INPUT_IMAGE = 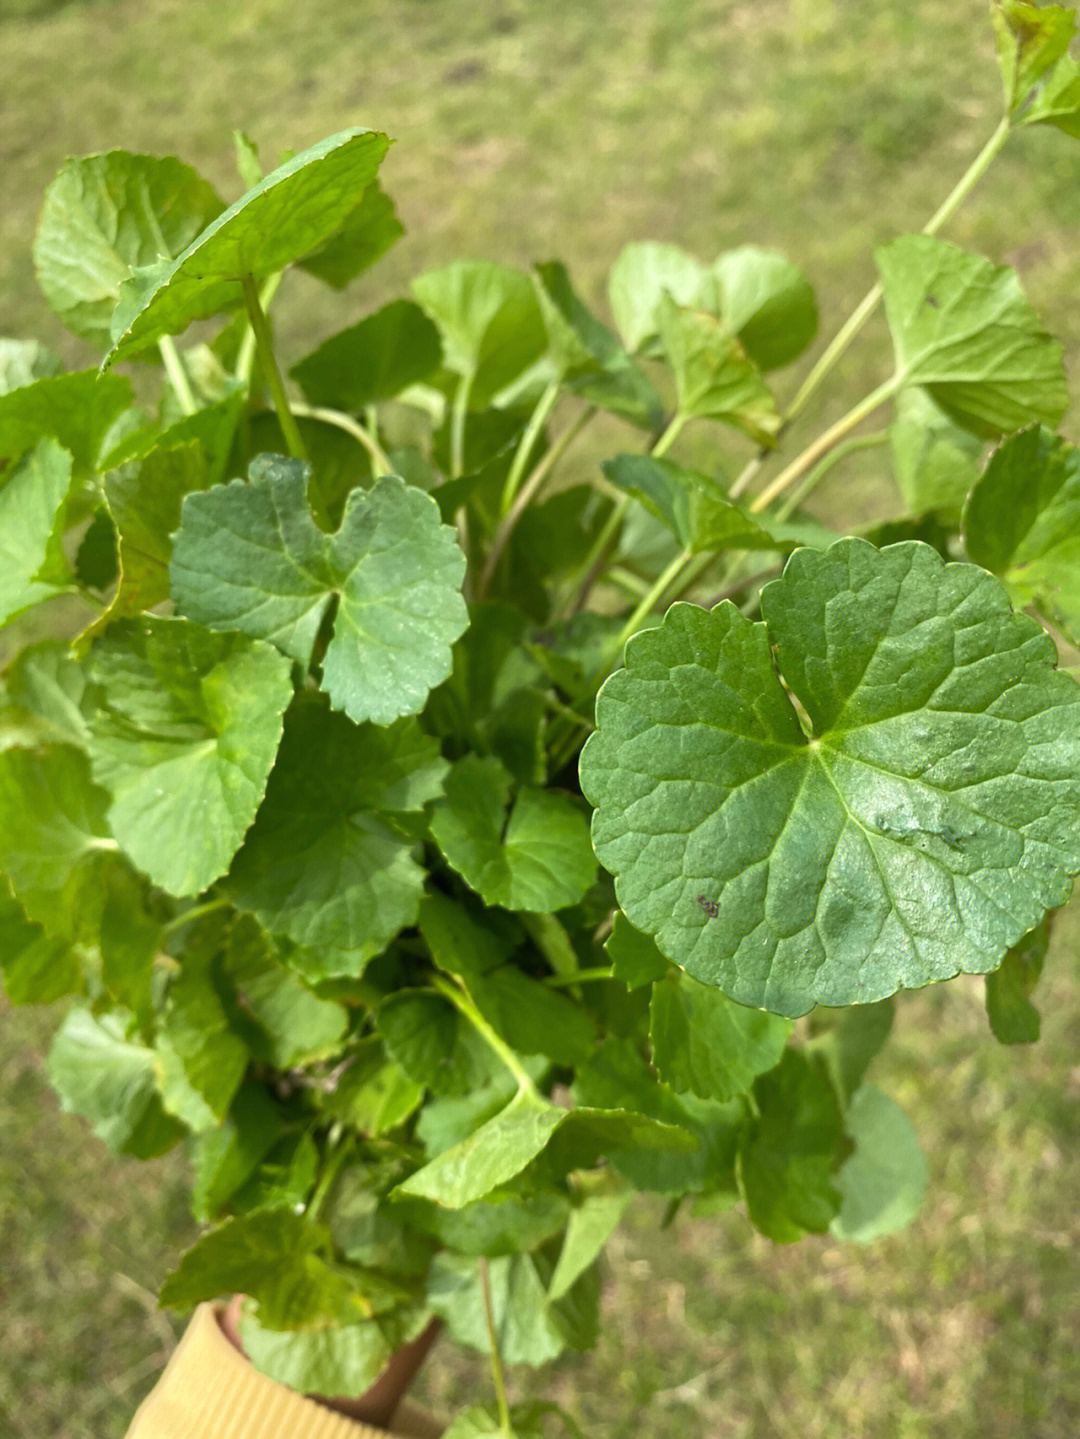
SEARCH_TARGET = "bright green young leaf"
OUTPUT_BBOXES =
[0,889,81,1004]
[430,754,596,913]
[963,426,1080,645]
[33,151,226,344]
[159,1208,371,1327]
[889,386,983,516]
[738,1050,843,1243]
[0,370,132,473]
[532,261,664,429]
[296,180,403,289]
[549,1191,628,1301]
[1017,52,1080,134]
[105,129,390,364]
[985,916,1049,1044]
[580,538,1080,1017]
[649,973,792,1102]
[991,1,1075,114]
[602,454,776,554]
[876,234,1067,434]
[830,1085,927,1243]
[427,1250,597,1367]
[604,913,668,989]
[228,704,446,976]
[411,260,548,409]
[223,916,349,1068]
[291,300,442,411]
[398,1085,690,1209]
[47,1007,183,1158]
[83,616,293,896]
[171,457,467,726]
[607,241,711,354]
[712,245,818,371]
[0,440,76,625]
[657,293,779,444]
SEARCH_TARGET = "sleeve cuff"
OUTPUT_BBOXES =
[124,1304,442,1439]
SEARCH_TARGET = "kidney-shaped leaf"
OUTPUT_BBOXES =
[713,245,818,372]
[607,241,712,355]
[34,150,226,344]
[105,129,389,364]
[83,616,293,896]
[580,537,1080,1017]
[876,234,1066,434]
[830,1084,927,1243]
[171,455,467,726]
[430,754,596,913]
[963,425,1080,646]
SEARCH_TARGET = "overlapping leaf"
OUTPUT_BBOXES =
[83,616,293,896]
[291,300,442,411]
[876,234,1067,433]
[963,425,1080,645]
[0,440,77,625]
[228,704,447,977]
[602,454,776,553]
[171,456,467,725]
[429,754,596,913]
[580,538,1080,1016]
[33,150,226,343]
[105,129,390,364]
[657,293,780,444]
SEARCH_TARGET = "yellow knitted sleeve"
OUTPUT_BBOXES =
[124,1305,443,1439]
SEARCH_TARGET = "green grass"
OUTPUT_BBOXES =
[4,0,1080,1435]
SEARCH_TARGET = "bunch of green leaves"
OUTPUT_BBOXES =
[4,3,1080,1425]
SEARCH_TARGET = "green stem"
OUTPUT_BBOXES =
[240,272,307,461]
[544,967,614,988]
[478,403,596,599]
[290,402,394,474]
[567,410,687,616]
[158,337,197,417]
[161,894,230,938]
[748,377,898,514]
[306,1130,352,1224]
[479,1257,512,1435]
[608,546,692,659]
[431,973,539,1095]
[499,380,561,514]
[783,115,1011,427]
[236,272,283,387]
[774,428,890,521]
[450,372,473,478]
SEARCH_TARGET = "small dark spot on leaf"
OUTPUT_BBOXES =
[696,895,719,919]
[925,294,939,309]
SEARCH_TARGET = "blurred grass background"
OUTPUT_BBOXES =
[2,0,1080,1435]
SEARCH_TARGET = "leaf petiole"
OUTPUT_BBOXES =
[290,401,394,475]
[479,1257,512,1434]
[430,972,540,1096]
[158,336,198,417]
[240,271,308,461]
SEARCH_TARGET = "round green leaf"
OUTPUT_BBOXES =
[580,538,1080,1017]
[171,457,467,726]
[83,616,294,897]
[876,234,1067,434]
[33,151,226,344]
[830,1085,927,1243]
[713,245,818,372]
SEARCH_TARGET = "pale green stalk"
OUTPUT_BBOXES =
[289,401,394,475]
[158,336,197,417]
[240,273,307,461]
[430,973,539,1095]
[499,380,561,514]
[450,372,473,477]
[236,273,283,387]
[479,1258,512,1435]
